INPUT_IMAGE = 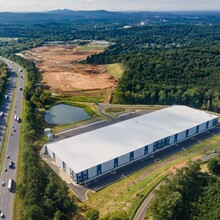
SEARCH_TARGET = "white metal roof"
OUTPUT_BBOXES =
[46,106,218,173]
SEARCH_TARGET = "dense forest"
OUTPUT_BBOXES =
[86,24,220,111]
[112,46,220,111]
[150,159,220,220]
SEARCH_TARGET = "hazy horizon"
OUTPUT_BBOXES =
[1,9,220,13]
[0,0,220,12]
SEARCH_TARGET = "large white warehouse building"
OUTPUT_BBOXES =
[45,106,218,184]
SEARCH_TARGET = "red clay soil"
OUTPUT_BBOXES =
[22,46,117,94]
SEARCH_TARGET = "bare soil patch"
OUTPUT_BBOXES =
[22,46,117,96]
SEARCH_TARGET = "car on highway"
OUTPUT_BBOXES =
[0,212,4,218]
[19,86,22,91]
[9,161,13,169]
[1,182,5,187]
[16,116,20,122]
[7,155,10,159]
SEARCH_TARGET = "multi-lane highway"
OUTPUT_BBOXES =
[0,57,24,220]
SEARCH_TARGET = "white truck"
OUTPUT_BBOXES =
[8,178,13,191]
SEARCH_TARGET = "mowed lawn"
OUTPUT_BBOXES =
[85,132,220,218]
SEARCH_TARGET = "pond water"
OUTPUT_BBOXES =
[45,104,91,125]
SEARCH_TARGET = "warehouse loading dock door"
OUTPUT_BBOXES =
[130,151,134,161]
[97,164,102,175]
[114,158,118,168]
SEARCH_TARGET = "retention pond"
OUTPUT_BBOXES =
[45,103,91,125]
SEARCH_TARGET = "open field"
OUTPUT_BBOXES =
[85,132,220,218]
[75,44,108,52]
[21,45,118,100]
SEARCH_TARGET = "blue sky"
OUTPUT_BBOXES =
[0,0,220,12]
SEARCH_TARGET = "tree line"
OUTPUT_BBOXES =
[150,160,220,220]
[112,46,220,112]
[0,61,8,102]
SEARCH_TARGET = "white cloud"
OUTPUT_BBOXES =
[0,0,219,12]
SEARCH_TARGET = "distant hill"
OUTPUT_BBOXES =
[0,10,219,24]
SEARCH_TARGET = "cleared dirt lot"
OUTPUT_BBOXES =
[22,46,117,95]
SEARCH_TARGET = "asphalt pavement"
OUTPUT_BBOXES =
[55,110,150,141]
[0,57,25,220]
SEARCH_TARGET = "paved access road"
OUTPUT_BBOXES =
[0,57,25,220]
[133,149,220,220]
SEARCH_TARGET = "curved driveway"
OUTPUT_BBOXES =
[133,149,220,220]
[0,57,25,220]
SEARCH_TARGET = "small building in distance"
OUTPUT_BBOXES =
[45,106,218,184]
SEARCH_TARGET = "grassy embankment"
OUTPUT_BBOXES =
[54,91,105,103]
[105,63,124,80]
[85,131,220,219]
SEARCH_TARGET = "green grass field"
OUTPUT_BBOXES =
[105,63,124,79]
[75,44,108,52]
[85,132,220,218]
